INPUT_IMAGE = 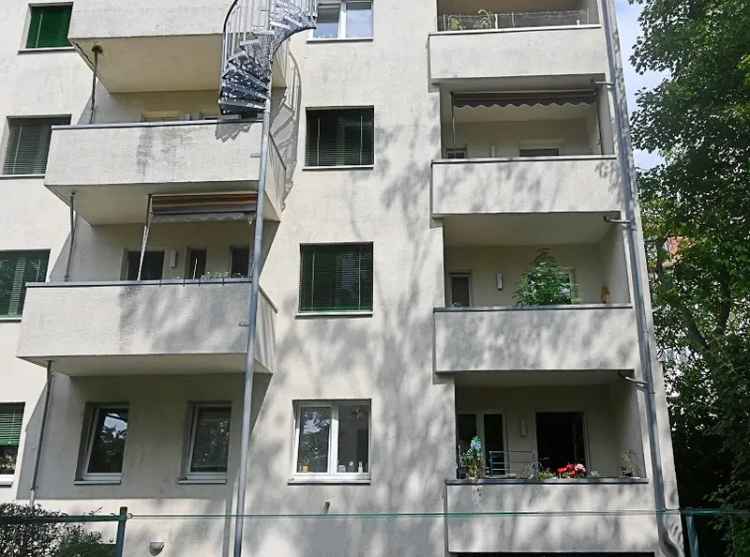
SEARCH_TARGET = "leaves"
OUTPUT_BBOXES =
[514,250,576,306]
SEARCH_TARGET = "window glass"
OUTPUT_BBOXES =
[337,404,369,473]
[299,244,373,312]
[0,251,49,318]
[519,147,560,157]
[305,108,374,167]
[296,407,331,473]
[314,4,341,38]
[3,117,70,175]
[0,404,24,476]
[450,274,471,307]
[484,414,505,476]
[87,407,129,475]
[230,247,250,278]
[346,1,373,38]
[26,5,72,49]
[186,249,207,280]
[536,412,586,470]
[190,406,231,474]
[126,251,164,281]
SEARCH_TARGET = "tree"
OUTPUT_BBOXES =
[514,250,576,306]
[629,0,750,552]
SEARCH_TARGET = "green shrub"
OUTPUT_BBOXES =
[515,250,577,306]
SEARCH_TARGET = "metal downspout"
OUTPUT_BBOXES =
[29,362,54,506]
[599,0,679,553]
[137,194,153,281]
[89,46,102,125]
[233,6,274,556]
[64,192,76,282]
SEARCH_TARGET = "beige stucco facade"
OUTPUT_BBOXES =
[0,0,682,556]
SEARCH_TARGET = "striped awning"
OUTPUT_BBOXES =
[150,192,257,223]
[452,90,598,108]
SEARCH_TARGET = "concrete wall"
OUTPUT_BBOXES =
[432,156,624,216]
[429,25,608,81]
[434,305,639,372]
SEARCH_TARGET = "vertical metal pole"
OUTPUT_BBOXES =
[137,195,153,281]
[29,362,53,506]
[89,46,102,125]
[64,192,76,282]
[114,506,128,557]
[233,5,273,556]
[686,512,700,557]
[450,92,456,149]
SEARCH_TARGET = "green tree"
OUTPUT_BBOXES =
[629,0,750,552]
[514,250,576,306]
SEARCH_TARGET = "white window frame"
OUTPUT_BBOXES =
[292,400,371,481]
[80,404,129,483]
[313,0,373,40]
[183,402,232,482]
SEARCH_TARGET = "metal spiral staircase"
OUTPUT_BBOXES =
[220,0,317,116]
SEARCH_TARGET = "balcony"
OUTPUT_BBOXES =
[44,120,287,224]
[17,280,277,376]
[429,1,607,82]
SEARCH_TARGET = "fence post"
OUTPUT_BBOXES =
[114,506,128,557]
[685,511,700,557]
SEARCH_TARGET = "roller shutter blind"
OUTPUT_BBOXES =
[299,244,373,312]
[3,117,70,175]
[305,108,374,167]
[26,5,72,49]
[0,404,24,448]
[0,251,49,318]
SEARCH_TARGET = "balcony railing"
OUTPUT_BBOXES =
[437,9,592,32]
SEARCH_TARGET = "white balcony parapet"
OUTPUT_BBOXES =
[17,280,277,376]
[446,479,657,554]
[432,155,624,216]
[434,304,639,373]
[428,25,608,82]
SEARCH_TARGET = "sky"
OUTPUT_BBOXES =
[615,0,666,169]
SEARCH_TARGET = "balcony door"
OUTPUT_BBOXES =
[456,412,506,476]
[536,412,586,471]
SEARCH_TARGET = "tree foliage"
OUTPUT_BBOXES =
[514,250,576,306]
[629,0,750,552]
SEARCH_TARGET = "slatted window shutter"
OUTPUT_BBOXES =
[0,404,24,448]
[3,117,69,175]
[26,5,72,49]
[0,251,49,318]
[299,244,373,312]
[305,108,374,167]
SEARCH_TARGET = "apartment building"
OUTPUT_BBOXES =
[0,0,683,555]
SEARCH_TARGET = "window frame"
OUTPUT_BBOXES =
[182,402,232,482]
[0,403,25,486]
[0,249,50,319]
[456,410,509,478]
[24,3,73,50]
[304,107,375,169]
[291,400,371,482]
[312,0,373,40]
[449,272,472,308]
[79,404,129,483]
[2,115,70,176]
[297,242,374,314]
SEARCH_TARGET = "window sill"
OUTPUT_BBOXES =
[288,477,371,485]
[307,37,374,44]
[73,479,122,486]
[302,165,374,171]
[0,476,14,487]
[0,317,22,323]
[296,310,373,319]
[0,174,45,180]
[178,478,227,485]
[18,47,75,54]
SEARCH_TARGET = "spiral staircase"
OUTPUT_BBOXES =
[220,0,317,117]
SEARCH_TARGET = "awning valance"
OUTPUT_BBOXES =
[452,90,598,108]
[150,192,258,224]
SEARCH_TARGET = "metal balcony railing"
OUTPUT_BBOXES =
[438,9,592,32]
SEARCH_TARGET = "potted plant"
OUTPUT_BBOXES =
[556,463,588,479]
[515,249,578,306]
[476,9,495,29]
[620,449,641,478]
[463,436,483,480]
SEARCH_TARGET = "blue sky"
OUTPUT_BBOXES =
[616,0,666,169]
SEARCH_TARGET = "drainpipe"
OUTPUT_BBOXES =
[89,46,102,125]
[599,0,679,554]
[64,192,76,282]
[233,3,274,555]
[29,362,54,506]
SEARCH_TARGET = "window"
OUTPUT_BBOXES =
[230,247,250,278]
[519,147,560,157]
[0,404,24,483]
[305,108,374,167]
[313,1,373,39]
[3,117,70,175]
[299,244,373,313]
[125,251,164,281]
[456,413,506,477]
[186,249,207,280]
[81,406,129,481]
[26,5,72,49]
[184,404,231,480]
[536,412,586,471]
[0,251,49,318]
[449,273,471,307]
[294,401,370,479]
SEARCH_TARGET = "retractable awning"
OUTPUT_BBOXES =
[452,90,598,108]
[150,192,258,224]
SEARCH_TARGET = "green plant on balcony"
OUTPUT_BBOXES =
[461,436,483,480]
[514,250,578,306]
[476,9,494,29]
[446,15,464,31]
